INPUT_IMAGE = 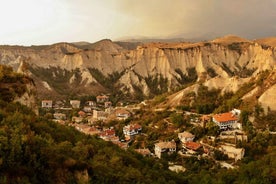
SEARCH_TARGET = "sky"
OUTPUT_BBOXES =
[0,0,275,45]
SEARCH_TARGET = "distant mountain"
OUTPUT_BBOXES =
[0,35,276,110]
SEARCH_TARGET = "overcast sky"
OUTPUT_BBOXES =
[0,0,275,45]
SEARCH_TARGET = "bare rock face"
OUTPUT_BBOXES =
[14,83,37,111]
[259,84,276,113]
[0,36,276,102]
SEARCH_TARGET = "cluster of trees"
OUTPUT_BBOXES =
[178,84,221,114]
[175,67,198,85]
[0,65,32,102]
[145,74,169,97]
[28,66,76,95]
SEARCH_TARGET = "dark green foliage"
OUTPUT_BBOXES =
[256,70,270,86]
[228,42,241,54]
[215,81,255,113]
[170,113,190,128]
[88,68,124,89]
[175,67,198,85]
[221,62,234,76]
[206,67,217,78]
[213,150,228,160]
[178,84,222,114]
[145,74,168,97]
[194,85,221,114]
[0,65,31,102]
[132,84,145,101]
[28,66,74,94]
[234,62,256,78]
[204,42,211,47]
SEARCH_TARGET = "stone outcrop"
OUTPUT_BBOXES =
[0,36,275,104]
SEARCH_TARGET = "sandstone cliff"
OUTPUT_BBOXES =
[0,35,275,109]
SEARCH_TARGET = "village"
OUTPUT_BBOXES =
[41,95,248,172]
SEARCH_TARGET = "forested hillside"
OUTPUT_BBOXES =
[0,65,186,183]
[0,65,275,183]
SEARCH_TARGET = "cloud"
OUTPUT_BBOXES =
[111,0,276,39]
[0,0,275,45]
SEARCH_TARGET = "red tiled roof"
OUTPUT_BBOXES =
[213,112,238,123]
[100,129,115,137]
[127,124,141,131]
[185,142,202,151]
[97,95,109,99]
[78,111,86,116]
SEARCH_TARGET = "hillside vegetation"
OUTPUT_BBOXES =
[1,65,276,183]
[0,65,187,183]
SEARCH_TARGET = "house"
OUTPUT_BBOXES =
[154,140,176,158]
[104,101,112,108]
[53,100,65,108]
[72,116,83,123]
[219,144,245,161]
[96,95,109,103]
[42,100,53,108]
[53,113,66,120]
[183,141,202,151]
[83,106,92,113]
[74,125,101,135]
[93,110,108,120]
[212,112,238,130]
[115,109,131,120]
[123,124,142,136]
[178,131,195,143]
[99,128,118,141]
[135,148,151,157]
[78,110,86,117]
[70,100,81,109]
[231,108,241,117]
[86,101,96,107]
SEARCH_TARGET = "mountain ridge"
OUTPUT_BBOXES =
[0,35,276,110]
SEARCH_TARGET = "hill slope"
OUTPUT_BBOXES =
[0,64,188,183]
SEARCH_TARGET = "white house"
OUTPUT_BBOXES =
[86,101,96,107]
[42,100,53,108]
[219,144,245,162]
[123,124,142,136]
[93,110,108,120]
[231,109,241,117]
[70,100,81,109]
[178,131,195,143]
[53,113,66,120]
[115,109,131,120]
[213,112,238,130]
[96,95,109,103]
[154,140,176,158]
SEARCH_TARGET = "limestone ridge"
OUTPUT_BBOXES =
[0,36,275,100]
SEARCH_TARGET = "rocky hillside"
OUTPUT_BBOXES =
[0,65,36,108]
[0,35,275,105]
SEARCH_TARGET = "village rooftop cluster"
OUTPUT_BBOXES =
[41,97,247,170]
